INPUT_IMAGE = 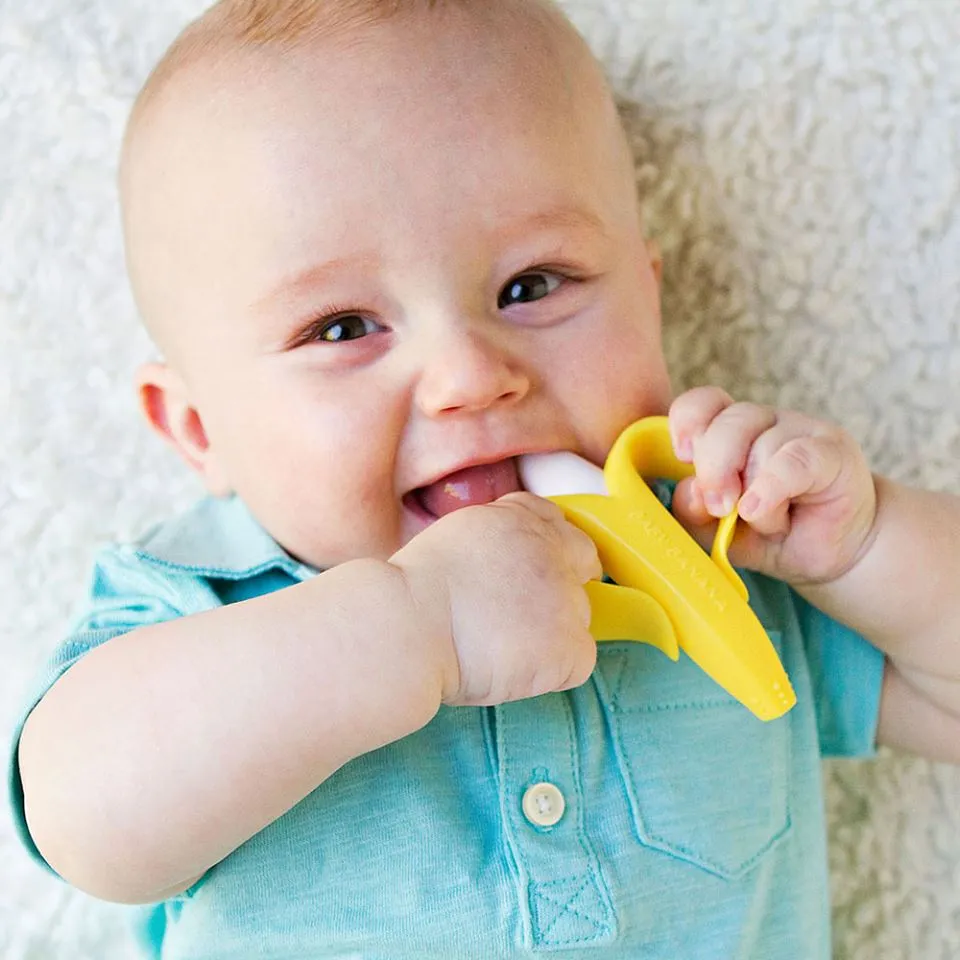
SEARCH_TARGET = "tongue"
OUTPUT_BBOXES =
[420,459,521,518]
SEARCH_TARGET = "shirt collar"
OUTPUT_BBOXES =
[132,495,320,581]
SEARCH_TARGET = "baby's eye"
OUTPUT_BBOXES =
[316,314,379,343]
[497,271,562,308]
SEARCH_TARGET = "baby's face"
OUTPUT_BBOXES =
[128,5,671,568]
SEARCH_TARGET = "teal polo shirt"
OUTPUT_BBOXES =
[9,494,885,959]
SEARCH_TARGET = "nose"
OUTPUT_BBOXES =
[414,323,531,417]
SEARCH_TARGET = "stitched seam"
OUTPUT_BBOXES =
[133,552,302,581]
[635,813,794,878]
[491,705,531,945]
[555,695,612,943]
[534,875,607,944]
[564,692,606,911]
[599,630,792,878]
[614,696,738,713]
[610,701,792,877]
[613,705,790,877]
[611,650,627,703]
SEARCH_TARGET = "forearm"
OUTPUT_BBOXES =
[797,476,960,703]
[18,558,442,904]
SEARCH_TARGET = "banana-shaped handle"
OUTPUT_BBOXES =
[585,580,679,658]
[519,418,796,722]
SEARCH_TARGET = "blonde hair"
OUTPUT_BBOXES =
[129,0,559,128]
[198,0,429,46]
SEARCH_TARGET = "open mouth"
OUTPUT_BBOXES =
[405,458,523,520]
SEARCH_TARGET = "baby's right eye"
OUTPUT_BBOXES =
[315,314,380,343]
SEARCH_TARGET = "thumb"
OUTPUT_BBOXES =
[670,476,718,554]
[563,522,604,584]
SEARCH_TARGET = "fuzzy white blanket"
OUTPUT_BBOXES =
[3,1,959,957]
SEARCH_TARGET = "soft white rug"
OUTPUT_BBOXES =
[2,0,959,957]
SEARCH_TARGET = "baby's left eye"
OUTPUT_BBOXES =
[497,271,562,308]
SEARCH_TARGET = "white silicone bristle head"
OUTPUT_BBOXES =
[517,451,608,498]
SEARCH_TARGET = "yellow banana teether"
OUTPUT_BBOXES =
[519,417,796,722]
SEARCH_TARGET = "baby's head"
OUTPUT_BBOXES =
[122,0,671,568]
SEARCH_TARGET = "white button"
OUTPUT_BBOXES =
[522,782,566,827]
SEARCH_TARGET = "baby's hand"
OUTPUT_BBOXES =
[669,386,878,586]
[391,493,601,707]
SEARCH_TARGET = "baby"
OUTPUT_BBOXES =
[10,0,960,957]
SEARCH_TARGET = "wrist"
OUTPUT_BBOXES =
[310,558,446,748]
[820,472,885,587]
[791,474,892,630]
[386,552,461,705]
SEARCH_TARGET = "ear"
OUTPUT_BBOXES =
[645,237,663,288]
[135,362,233,497]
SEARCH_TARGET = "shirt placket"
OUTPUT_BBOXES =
[493,693,616,951]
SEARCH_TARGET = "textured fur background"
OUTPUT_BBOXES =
[3,0,960,956]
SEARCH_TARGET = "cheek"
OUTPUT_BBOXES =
[607,333,672,423]
[251,380,395,489]
[583,303,668,383]
[207,372,412,562]
[282,374,411,505]
[564,319,672,457]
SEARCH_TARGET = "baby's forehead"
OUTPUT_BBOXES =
[121,0,613,234]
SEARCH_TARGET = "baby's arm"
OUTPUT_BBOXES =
[669,387,960,763]
[18,494,598,904]
[19,558,440,904]
[796,480,960,760]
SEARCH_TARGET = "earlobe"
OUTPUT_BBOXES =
[135,362,233,497]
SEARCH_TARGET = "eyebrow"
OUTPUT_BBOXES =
[254,204,609,314]
[254,252,378,312]
[516,206,610,241]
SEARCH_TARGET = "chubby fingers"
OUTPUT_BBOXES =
[669,388,846,533]
[670,388,778,517]
[734,428,846,535]
[495,492,604,585]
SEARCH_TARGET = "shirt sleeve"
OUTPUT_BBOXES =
[7,545,193,874]
[791,589,886,758]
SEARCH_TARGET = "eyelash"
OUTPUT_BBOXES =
[287,306,379,348]
[291,266,579,347]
